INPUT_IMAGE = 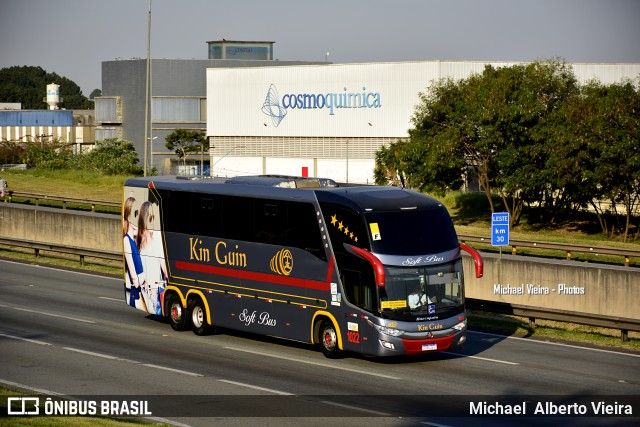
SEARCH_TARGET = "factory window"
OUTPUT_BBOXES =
[95,98,118,122]
[152,97,203,122]
[96,128,117,141]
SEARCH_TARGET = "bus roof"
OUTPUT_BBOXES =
[125,175,444,213]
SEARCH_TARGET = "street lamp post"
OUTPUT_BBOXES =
[148,136,157,173]
[143,0,152,176]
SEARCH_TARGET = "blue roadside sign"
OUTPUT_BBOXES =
[491,212,510,246]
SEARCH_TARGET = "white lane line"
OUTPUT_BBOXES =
[99,296,123,302]
[0,258,121,280]
[320,400,391,416]
[0,332,52,346]
[141,364,204,377]
[469,330,640,358]
[224,346,401,380]
[63,347,203,376]
[63,347,123,360]
[0,303,95,324]
[0,379,63,396]
[443,351,519,365]
[218,379,293,395]
[421,422,455,427]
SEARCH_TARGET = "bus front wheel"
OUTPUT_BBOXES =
[167,293,188,331]
[189,298,213,336]
[319,320,341,359]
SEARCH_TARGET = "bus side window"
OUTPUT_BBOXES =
[193,196,222,238]
[341,266,375,313]
[221,195,254,241]
[286,202,326,261]
[254,200,286,245]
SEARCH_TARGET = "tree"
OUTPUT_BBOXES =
[74,138,143,175]
[165,129,207,166]
[89,89,102,99]
[0,66,91,109]
[373,139,411,187]
[557,79,640,241]
[392,60,578,226]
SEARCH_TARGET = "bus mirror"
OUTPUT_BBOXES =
[460,242,483,278]
[345,244,385,287]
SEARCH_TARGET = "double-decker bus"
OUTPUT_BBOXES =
[122,175,483,358]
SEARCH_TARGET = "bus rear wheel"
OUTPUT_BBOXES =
[319,320,341,359]
[167,293,188,331]
[189,298,213,336]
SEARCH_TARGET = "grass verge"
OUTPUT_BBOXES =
[468,311,640,352]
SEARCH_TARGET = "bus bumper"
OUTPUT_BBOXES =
[373,328,466,356]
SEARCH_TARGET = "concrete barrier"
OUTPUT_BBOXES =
[0,203,121,253]
[2,203,639,324]
[463,253,640,321]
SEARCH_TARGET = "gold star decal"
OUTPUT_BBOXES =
[331,214,337,225]
[344,226,349,235]
[338,221,344,231]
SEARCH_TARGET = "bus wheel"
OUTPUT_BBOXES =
[189,298,212,336]
[319,320,341,359]
[167,293,188,331]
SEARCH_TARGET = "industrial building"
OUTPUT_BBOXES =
[96,40,325,175]
[96,40,640,182]
[207,61,640,183]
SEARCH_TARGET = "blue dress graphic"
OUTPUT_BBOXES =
[125,233,144,307]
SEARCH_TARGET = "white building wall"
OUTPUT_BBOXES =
[207,61,640,183]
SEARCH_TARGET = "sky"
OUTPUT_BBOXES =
[1,0,639,96]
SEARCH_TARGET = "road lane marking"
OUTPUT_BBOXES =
[141,364,204,377]
[421,422,455,427]
[0,332,52,346]
[443,352,519,365]
[320,400,391,416]
[224,346,401,379]
[99,296,123,302]
[0,303,95,324]
[63,347,123,360]
[469,330,640,358]
[0,379,63,396]
[218,379,293,395]
[63,347,204,376]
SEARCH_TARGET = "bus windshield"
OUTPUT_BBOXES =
[381,259,464,319]
[364,209,458,256]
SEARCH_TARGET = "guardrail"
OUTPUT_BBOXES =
[0,236,121,266]
[466,299,638,341]
[0,236,637,340]
[1,190,120,212]
[5,190,640,267]
[458,234,640,267]
[2,191,639,266]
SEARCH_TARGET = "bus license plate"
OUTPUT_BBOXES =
[422,344,438,351]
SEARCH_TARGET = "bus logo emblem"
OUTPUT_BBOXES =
[270,248,293,276]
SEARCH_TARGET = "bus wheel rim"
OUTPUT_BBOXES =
[324,329,336,349]
[171,304,181,321]
[193,306,204,328]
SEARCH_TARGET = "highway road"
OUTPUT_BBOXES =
[1,258,639,426]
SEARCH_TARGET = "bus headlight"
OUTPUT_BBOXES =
[371,322,403,337]
[452,320,467,331]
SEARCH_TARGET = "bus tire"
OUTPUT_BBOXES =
[319,319,341,359]
[189,298,213,336]
[167,293,189,331]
